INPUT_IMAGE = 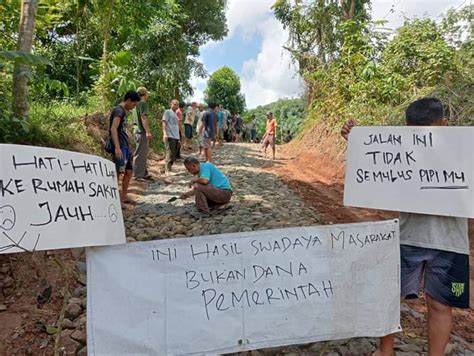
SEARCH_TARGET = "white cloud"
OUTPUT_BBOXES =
[202,0,275,49]
[240,17,302,108]
[226,0,275,39]
[372,0,467,29]
[200,0,466,109]
[224,0,302,109]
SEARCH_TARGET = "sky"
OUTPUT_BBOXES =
[187,0,468,109]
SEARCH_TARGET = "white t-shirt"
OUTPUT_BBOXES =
[162,109,180,139]
[400,212,469,254]
[196,111,204,135]
[186,107,196,125]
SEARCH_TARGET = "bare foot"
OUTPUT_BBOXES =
[121,196,135,205]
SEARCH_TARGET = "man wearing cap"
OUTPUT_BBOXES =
[262,111,278,160]
[133,87,153,180]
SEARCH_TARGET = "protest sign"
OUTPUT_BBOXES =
[87,220,400,355]
[0,144,125,253]
[344,127,474,218]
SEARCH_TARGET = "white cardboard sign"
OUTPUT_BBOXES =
[344,127,474,218]
[0,144,125,253]
[87,220,400,355]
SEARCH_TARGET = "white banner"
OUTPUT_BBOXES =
[344,127,474,218]
[0,144,125,253]
[87,220,400,355]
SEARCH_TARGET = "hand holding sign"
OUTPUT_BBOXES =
[343,127,474,218]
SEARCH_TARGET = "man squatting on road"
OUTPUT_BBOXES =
[179,156,232,214]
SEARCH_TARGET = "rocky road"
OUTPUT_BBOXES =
[125,144,320,242]
[121,143,472,355]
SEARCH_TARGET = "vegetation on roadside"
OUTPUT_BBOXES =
[273,1,473,144]
[245,98,306,142]
[0,0,227,151]
[204,66,246,114]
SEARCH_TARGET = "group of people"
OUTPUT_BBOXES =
[109,91,469,356]
[108,90,281,209]
[109,91,468,356]
[107,90,234,214]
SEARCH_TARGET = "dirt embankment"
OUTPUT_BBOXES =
[271,121,474,342]
[0,114,151,355]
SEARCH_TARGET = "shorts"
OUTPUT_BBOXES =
[262,133,275,148]
[113,147,133,172]
[401,245,469,308]
[235,128,241,135]
[184,124,193,139]
[202,138,212,149]
[218,128,224,140]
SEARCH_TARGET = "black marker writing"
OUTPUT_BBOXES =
[0,179,26,197]
[30,202,94,226]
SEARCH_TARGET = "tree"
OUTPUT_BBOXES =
[381,19,456,91]
[204,66,245,114]
[12,0,38,119]
[95,0,115,110]
[273,0,371,73]
[245,98,305,142]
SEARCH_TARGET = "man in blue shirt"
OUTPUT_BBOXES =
[179,156,232,214]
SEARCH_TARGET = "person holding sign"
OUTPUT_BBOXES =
[109,90,141,204]
[341,97,469,356]
[180,156,232,215]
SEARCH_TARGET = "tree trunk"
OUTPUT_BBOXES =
[97,0,115,111]
[341,0,356,20]
[12,0,38,119]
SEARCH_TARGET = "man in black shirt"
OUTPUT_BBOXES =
[109,90,140,204]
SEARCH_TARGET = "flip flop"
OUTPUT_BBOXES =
[167,196,179,203]
[135,175,154,182]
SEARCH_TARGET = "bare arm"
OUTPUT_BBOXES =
[110,116,123,160]
[341,119,356,141]
[192,177,209,185]
[180,177,210,199]
[142,113,152,140]
[162,120,168,140]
